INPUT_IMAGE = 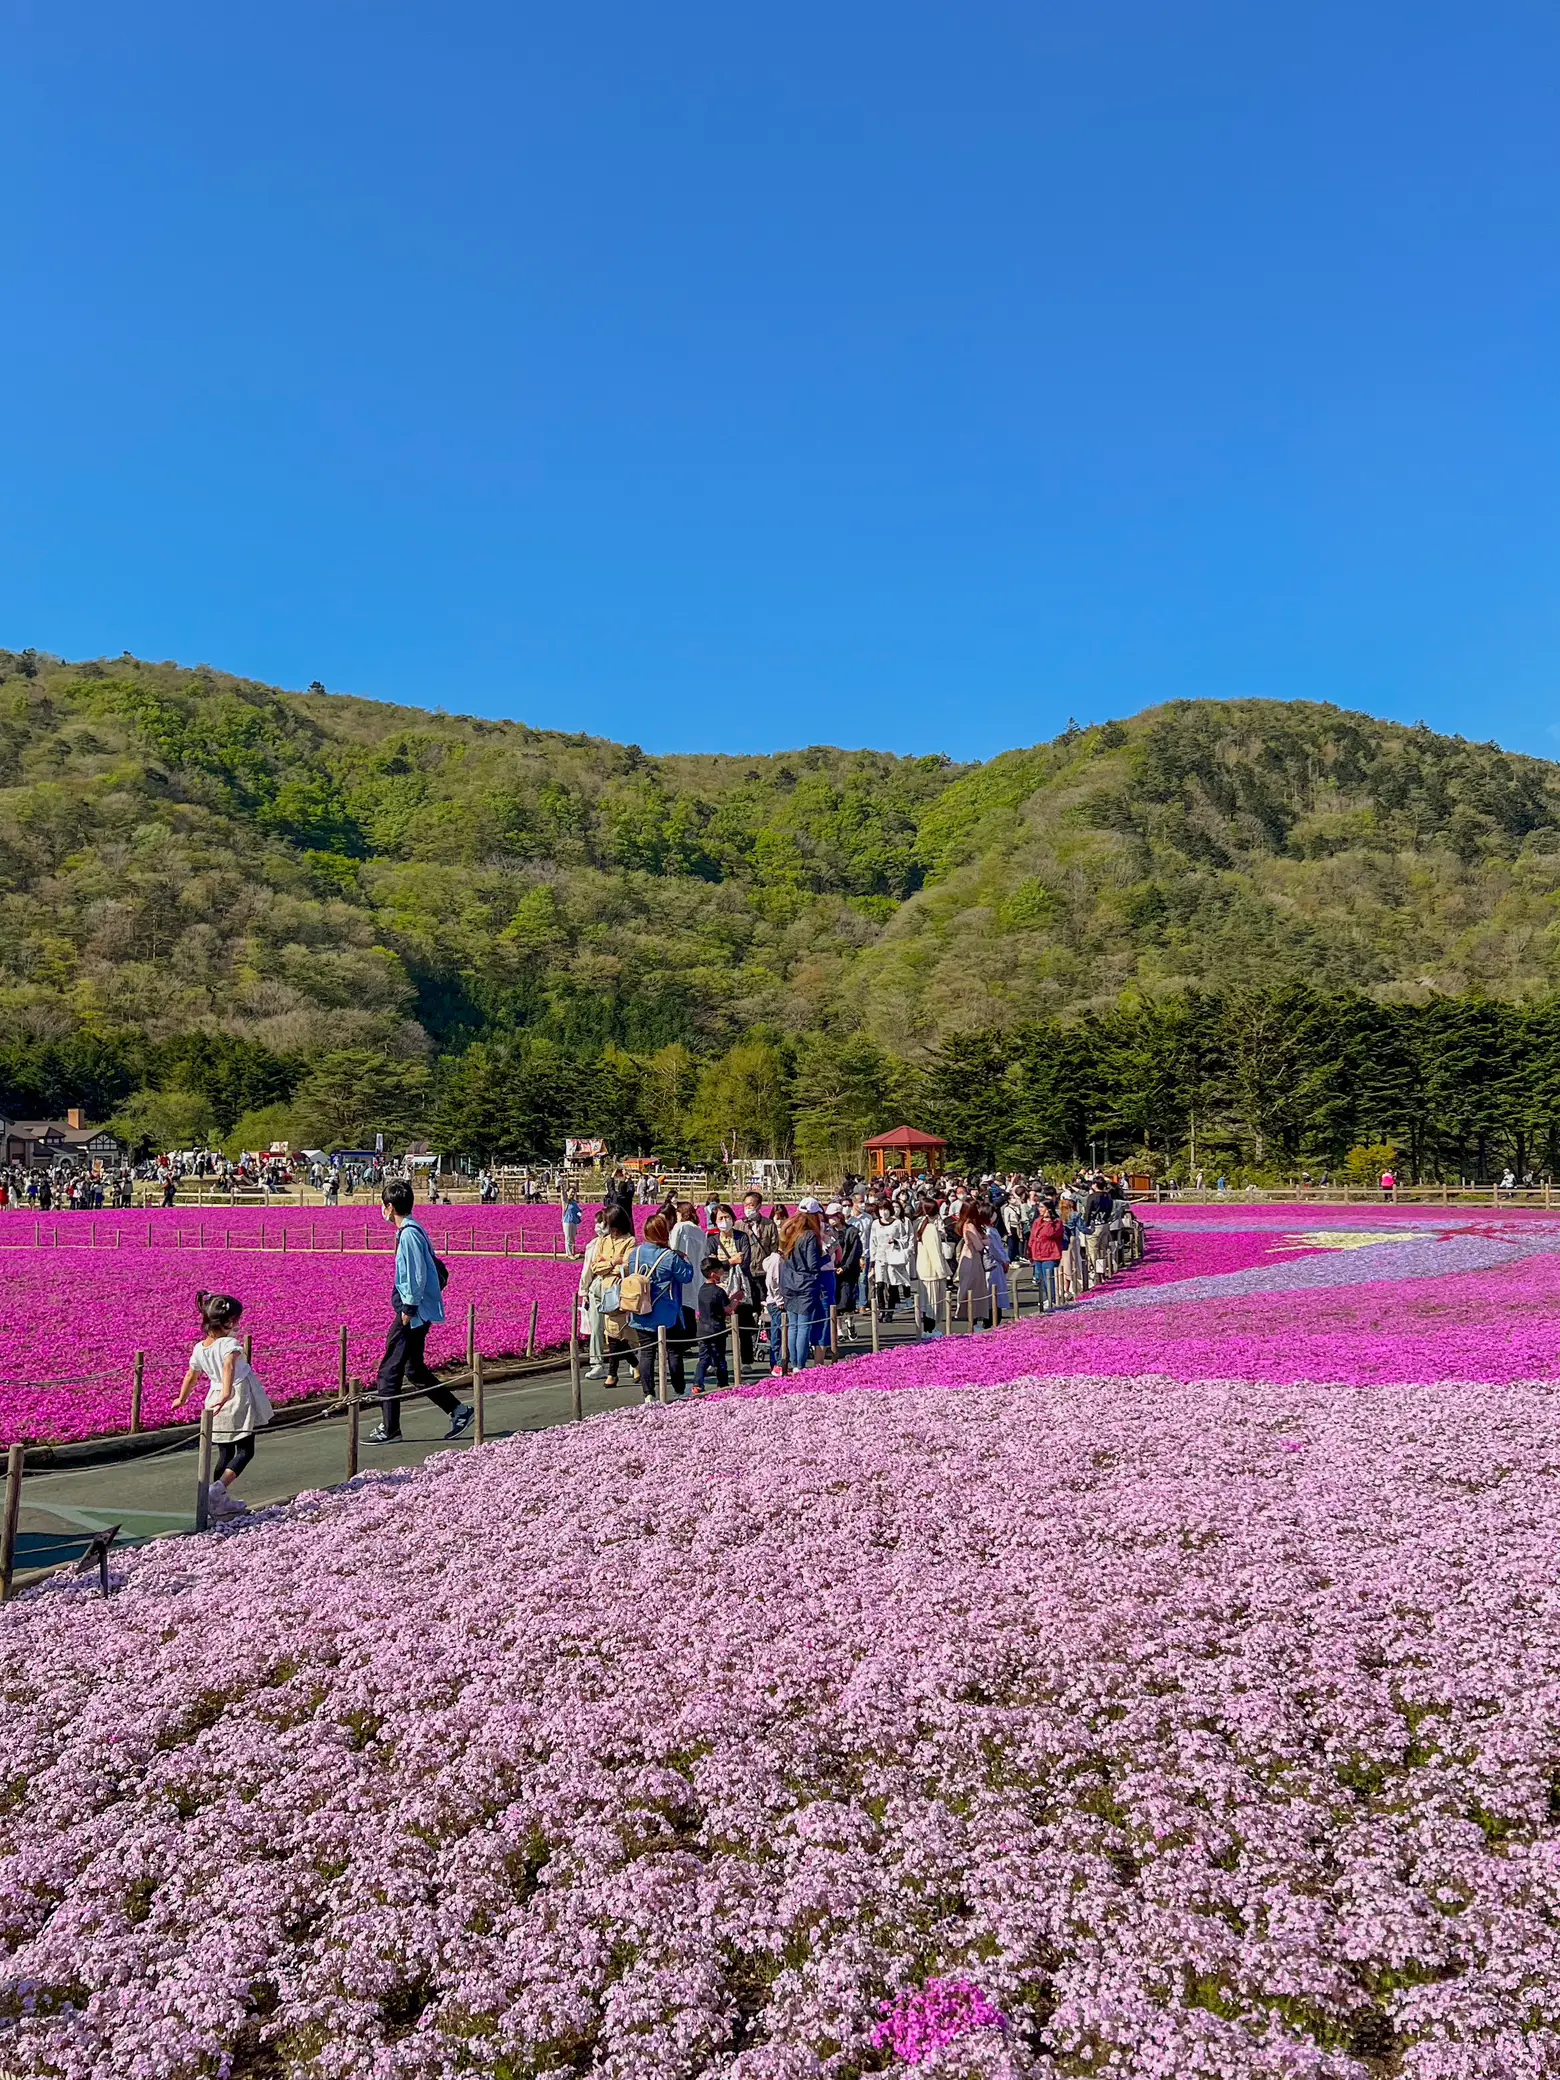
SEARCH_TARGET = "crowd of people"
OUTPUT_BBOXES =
[569,1168,1139,1399]
[0,1163,132,1210]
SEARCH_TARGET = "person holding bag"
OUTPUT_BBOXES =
[618,1211,695,1399]
[590,1205,638,1389]
[711,1204,756,1365]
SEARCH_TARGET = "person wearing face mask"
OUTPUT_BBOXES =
[576,1209,611,1376]
[367,1180,472,1444]
[711,1204,756,1366]
[742,1191,779,1266]
[829,1202,863,1338]
[668,1201,706,1379]
[869,1202,911,1321]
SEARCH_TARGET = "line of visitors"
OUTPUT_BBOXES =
[570,1169,1138,1394]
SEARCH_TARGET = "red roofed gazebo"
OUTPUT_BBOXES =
[862,1125,948,1178]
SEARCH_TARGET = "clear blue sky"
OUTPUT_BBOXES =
[5,0,1560,761]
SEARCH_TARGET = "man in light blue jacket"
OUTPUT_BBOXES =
[367,1180,474,1445]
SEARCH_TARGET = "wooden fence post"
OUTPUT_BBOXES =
[657,1325,671,1404]
[473,1352,485,1446]
[780,1312,790,1372]
[731,1311,745,1384]
[345,1375,360,1480]
[244,1334,253,1365]
[130,1351,145,1435]
[944,1286,954,1337]
[466,1302,476,1369]
[569,1324,583,1421]
[195,1411,215,1531]
[0,1444,22,1605]
[526,1300,539,1358]
[966,1292,976,1333]
[870,1281,880,1354]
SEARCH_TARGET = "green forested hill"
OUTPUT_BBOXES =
[6,645,1560,1173]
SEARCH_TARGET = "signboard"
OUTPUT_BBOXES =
[565,1137,608,1163]
[375,1132,384,1154]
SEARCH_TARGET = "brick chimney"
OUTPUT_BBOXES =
[66,1107,84,1130]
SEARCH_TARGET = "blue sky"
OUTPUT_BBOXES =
[4,0,1560,761]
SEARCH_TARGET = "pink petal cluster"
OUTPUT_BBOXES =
[873,1977,1009,2063]
[5,1377,1560,2075]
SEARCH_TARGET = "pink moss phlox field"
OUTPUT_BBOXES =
[7,1380,1560,2076]
[0,1201,642,1258]
[2,1250,583,1446]
[739,1206,1560,1403]
[0,1202,656,1444]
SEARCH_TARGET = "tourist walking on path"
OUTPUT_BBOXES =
[695,1257,731,1389]
[778,1210,823,1372]
[592,1206,639,1384]
[575,1209,610,1374]
[173,1290,274,1520]
[913,1209,948,1335]
[561,1193,583,1256]
[710,1204,757,1363]
[619,1211,696,1399]
[368,1181,472,1444]
[1028,1200,1066,1310]
[869,1202,911,1321]
[741,1191,779,1269]
[956,1211,992,1326]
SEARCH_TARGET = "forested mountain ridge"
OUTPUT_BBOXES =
[7,647,1560,1078]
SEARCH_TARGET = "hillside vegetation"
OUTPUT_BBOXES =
[6,646,1560,1175]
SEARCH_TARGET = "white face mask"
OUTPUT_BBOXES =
[718,1218,734,1233]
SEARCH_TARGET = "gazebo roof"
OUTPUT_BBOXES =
[862,1125,948,1151]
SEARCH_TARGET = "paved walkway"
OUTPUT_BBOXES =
[11,1299,976,1583]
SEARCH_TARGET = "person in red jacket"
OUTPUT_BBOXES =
[1028,1201,1066,1311]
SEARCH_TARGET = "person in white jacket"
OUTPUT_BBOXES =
[869,1205,912,1320]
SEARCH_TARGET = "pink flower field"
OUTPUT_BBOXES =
[6,1374,1560,2077]
[8,1198,1560,1445]
[0,1212,587,1445]
[746,1203,1560,1403]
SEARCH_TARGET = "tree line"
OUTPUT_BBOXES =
[6,988,1560,1182]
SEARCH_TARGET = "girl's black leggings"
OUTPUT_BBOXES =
[214,1436,256,1480]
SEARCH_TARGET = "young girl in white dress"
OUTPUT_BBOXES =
[173,1291,274,1521]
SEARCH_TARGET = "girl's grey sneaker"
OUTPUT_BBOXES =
[445,1403,475,1438]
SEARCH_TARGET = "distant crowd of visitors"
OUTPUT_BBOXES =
[0,1165,131,1210]
[568,1168,1139,1399]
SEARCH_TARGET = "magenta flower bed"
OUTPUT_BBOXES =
[741,1204,1560,1403]
[0,1200,638,1258]
[1,1250,583,1446]
[6,1377,1560,2076]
